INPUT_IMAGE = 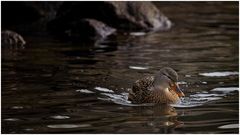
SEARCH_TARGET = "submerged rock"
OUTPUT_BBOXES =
[65,19,116,41]
[49,1,171,32]
[1,30,26,48]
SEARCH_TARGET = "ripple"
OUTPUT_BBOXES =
[178,81,188,85]
[24,128,34,131]
[211,87,239,93]
[174,86,239,108]
[97,87,225,108]
[76,89,95,94]
[199,71,238,77]
[4,118,20,121]
[50,115,70,120]
[190,93,226,98]
[100,92,131,105]
[47,124,91,129]
[173,92,225,108]
[201,81,207,84]
[95,87,114,93]
[99,92,154,106]
[129,66,149,70]
[98,85,238,108]
[218,124,239,129]
[130,32,146,36]
[11,106,24,109]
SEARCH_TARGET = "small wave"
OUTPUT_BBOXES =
[98,92,154,106]
[98,87,226,108]
[11,106,24,109]
[218,124,239,129]
[178,81,188,85]
[201,81,207,84]
[50,115,70,120]
[129,66,149,70]
[173,96,223,108]
[3,118,20,121]
[98,89,226,108]
[47,124,91,129]
[211,87,239,93]
[199,71,238,77]
[76,89,95,94]
[175,93,222,108]
[174,87,238,108]
[97,85,238,108]
[24,128,34,131]
[185,74,191,77]
[95,87,114,93]
[190,93,226,98]
[130,32,146,36]
[99,92,134,106]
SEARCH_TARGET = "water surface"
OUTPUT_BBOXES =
[1,2,239,134]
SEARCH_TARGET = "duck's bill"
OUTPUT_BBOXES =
[175,83,185,97]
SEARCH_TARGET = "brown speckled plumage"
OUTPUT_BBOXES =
[128,67,182,104]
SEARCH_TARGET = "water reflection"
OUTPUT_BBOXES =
[50,115,70,120]
[199,71,239,77]
[120,104,183,134]
[47,124,91,129]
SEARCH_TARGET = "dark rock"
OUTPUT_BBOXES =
[2,2,62,30]
[65,19,116,41]
[2,2,41,27]
[49,1,171,32]
[1,30,26,48]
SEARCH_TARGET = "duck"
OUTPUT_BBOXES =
[128,67,184,104]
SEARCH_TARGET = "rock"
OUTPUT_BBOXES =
[2,2,62,30]
[1,30,26,48]
[49,1,171,32]
[65,19,116,41]
[2,2,42,27]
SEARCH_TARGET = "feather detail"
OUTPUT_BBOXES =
[128,75,180,104]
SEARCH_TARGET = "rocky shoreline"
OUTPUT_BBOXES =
[2,1,172,46]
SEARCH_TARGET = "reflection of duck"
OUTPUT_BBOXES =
[129,104,183,133]
[128,67,184,104]
[137,104,178,116]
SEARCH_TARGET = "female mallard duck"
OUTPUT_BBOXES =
[128,67,184,104]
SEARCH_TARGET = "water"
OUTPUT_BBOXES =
[1,2,239,134]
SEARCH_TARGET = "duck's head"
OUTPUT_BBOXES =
[153,67,185,98]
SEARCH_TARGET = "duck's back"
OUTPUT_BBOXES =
[128,76,155,103]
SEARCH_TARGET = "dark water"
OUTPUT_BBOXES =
[1,2,239,134]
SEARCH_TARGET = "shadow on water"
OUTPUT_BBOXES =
[1,1,239,134]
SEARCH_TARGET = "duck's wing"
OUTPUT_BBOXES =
[128,76,154,103]
[132,76,155,93]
